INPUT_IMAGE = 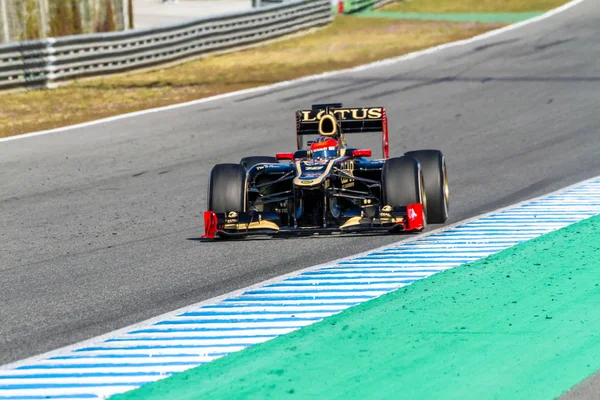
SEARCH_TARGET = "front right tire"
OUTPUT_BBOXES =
[404,150,449,223]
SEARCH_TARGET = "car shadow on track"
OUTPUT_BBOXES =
[187,230,426,243]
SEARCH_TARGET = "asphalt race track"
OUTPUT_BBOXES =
[1,0,599,368]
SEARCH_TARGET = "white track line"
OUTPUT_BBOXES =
[0,0,585,144]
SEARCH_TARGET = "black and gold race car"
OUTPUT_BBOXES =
[202,103,449,239]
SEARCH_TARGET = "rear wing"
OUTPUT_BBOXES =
[295,103,389,158]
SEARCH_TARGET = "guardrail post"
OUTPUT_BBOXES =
[42,38,56,89]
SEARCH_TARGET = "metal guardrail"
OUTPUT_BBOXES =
[255,0,287,6]
[0,0,331,90]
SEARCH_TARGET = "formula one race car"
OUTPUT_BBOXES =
[202,103,449,239]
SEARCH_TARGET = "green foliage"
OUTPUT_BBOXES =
[97,0,116,32]
[42,0,121,38]
[50,0,74,37]
[24,0,41,40]
[15,0,41,40]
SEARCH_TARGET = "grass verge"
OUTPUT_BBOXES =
[1,16,501,138]
[380,0,570,13]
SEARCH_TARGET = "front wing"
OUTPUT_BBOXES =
[201,203,425,239]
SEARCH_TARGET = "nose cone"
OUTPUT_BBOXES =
[293,161,330,187]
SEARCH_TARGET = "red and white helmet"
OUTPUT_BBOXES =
[309,137,339,159]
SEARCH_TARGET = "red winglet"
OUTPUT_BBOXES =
[352,149,372,157]
[201,211,218,239]
[382,108,389,159]
[405,203,425,231]
[276,152,294,161]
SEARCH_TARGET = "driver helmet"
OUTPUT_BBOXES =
[309,137,339,159]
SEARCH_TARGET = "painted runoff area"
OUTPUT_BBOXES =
[113,185,600,400]
[1,177,599,399]
[357,10,546,23]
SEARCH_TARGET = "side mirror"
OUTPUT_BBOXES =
[294,150,308,159]
[276,153,294,161]
[352,149,372,157]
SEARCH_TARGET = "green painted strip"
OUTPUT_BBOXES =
[113,215,600,400]
[357,10,544,22]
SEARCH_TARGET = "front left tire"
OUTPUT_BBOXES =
[208,163,247,214]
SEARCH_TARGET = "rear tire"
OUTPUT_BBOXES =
[208,163,246,214]
[404,150,449,223]
[240,156,278,170]
[382,156,426,220]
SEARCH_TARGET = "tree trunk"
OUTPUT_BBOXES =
[50,0,74,37]
[71,0,82,33]
[127,0,133,29]
[98,0,115,32]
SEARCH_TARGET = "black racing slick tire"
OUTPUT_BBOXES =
[208,163,246,214]
[382,156,426,219]
[240,156,278,170]
[404,150,449,224]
